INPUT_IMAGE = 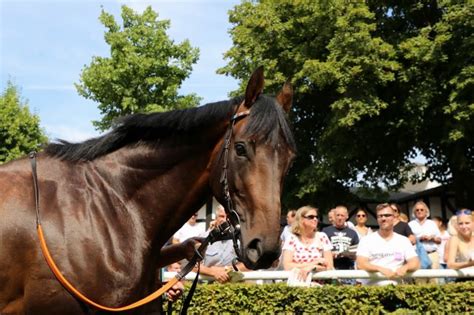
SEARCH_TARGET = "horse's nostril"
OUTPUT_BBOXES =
[243,238,281,269]
[246,239,262,264]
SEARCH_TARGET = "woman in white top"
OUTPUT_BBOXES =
[354,208,372,239]
[282,206,333,281]
[447,209,474,270]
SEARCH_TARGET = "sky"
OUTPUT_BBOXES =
[1,0,241,142]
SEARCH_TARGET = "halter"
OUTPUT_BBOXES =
[219,102,250,261]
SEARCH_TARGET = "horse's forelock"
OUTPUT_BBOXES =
[243,95,296,151]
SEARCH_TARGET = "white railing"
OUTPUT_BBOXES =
[164,269,474,282]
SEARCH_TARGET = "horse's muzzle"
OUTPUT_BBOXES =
[242,238,281,270]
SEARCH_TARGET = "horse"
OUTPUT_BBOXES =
[0,67,296,314]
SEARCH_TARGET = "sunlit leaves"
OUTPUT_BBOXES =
[76,5,200,131]
[221,0,474,207]
[0,82,47,163]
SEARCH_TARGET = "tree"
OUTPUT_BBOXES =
[218,0,473,209]
[0,81,48,163]
[388,1,474,208]
[76,5,201,131]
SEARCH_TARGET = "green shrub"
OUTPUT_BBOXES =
[167,282,474,314]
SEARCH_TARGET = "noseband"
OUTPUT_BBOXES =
[219,102,250,261]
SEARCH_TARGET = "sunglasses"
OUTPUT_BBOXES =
[357,214,366,218]
[303,215,318,220]
[456,209,472,216]
[415,209,425,212]
[377,213,393,218]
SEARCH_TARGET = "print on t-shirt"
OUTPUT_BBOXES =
[330,231,353,253]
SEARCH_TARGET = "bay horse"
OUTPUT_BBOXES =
[0,67,296,314]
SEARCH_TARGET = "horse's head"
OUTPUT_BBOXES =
[210,67,296,270]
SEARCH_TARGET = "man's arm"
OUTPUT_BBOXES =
[428,235,442,244]
[404,224,417,245]
[195,264,230,283]
[356,256,396,278]
[157,237,203,268]
[395,256,420,276]
[419,222,442,244]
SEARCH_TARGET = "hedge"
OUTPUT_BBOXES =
[167,282,474,314]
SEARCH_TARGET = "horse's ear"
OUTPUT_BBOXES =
[276,80,293,113]
[244,66,265,109]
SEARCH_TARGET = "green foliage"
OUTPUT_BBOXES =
[0,82,47,164]
[76,5,201,131]
[168,282,474,314]
[219,0,474,209]
[393,1,474,206]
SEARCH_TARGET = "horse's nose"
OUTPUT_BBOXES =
[246,238,263,264]
[245,238,280,269]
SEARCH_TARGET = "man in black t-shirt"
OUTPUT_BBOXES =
[390,203,416,244]
[322,206,359,270]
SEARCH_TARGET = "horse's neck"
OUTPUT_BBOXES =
[94,129,225,248]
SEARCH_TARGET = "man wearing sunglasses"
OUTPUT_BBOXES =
[357,203,420,286]
[408,201,441,284]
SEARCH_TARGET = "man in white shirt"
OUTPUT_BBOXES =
[196,206,247,283]
[172,212,205,244]
[408,201,441,284]
[357,203,419,286]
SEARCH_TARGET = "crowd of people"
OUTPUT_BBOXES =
[167,201,473,288]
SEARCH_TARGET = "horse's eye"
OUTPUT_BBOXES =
[235,143,247,157]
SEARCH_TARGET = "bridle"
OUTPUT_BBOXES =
[219,101,250,261]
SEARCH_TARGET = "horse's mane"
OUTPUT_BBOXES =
[45,95,295,162]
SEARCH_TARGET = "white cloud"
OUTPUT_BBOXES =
[45,124,100,143]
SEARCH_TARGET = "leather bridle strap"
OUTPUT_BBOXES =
[219,102,250,258]
[29,152,203,312]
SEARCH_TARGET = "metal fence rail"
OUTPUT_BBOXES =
[164,269,474,282]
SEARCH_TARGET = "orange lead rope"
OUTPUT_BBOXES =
[30,151,186,312]
[37,223,180,312]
